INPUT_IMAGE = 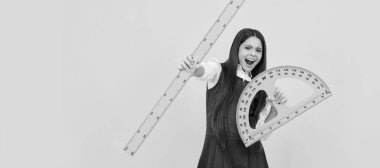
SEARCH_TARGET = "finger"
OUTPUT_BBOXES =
[178,65,184,71]
[180,64,187,71]
[273,95,284,104]
[187,56,194,65]
[184,59,192,70]
[276,93,285,101]
[279,97,287,104]
[181,63,190,72]
[273,88,278,97]
[267,97,278,106]
[275,92,283,99]
[185,62,191,72]
[188,56,196,70]
[274,88,280,97]
[279,95,286,102]
[277,88,282,96]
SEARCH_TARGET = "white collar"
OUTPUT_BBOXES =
[236,64,252,82]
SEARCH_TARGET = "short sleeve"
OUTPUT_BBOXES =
[198,58,222,89]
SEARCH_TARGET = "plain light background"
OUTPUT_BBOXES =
[0,0,379,167]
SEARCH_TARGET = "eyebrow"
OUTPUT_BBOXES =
[245,45,261,48]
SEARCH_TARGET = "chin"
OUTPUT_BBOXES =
[244,67,254,72]
[250,64,258,71]
[246,65,255,71]
[242,63,255,72]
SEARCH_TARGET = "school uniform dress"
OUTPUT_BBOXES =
[197,58,270,168]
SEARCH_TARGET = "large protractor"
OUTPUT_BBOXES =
[236,65,332,147]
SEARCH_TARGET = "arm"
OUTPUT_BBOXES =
[257,88,287,141]
[179,56,221,89]
[256,104,272,141]
[264,88,287,123]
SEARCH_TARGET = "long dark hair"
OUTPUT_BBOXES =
[209,28,268,149]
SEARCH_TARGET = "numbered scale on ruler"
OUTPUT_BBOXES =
[124,0,247,156]
[237,65,332,147]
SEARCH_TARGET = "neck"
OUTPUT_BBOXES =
[237,64,252,78]
[243,69,251,77]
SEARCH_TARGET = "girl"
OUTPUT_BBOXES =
[179,28,287,168]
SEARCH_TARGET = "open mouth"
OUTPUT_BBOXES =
[245,58,255,65]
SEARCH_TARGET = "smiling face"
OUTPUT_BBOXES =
[238,36,263,73]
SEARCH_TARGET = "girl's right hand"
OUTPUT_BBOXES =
[178,55,196,73]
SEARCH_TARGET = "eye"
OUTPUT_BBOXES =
[256,49,262,53]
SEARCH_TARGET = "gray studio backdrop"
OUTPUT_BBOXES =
[1,0,379,167]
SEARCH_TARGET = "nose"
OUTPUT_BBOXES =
[250,52,258,59]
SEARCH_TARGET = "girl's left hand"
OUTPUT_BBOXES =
[267,87,287,105]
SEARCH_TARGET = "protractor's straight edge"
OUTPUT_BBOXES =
[242,92,332,147]
[259,93,332,140]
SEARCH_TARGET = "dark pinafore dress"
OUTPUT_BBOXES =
[197,68,269,168]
